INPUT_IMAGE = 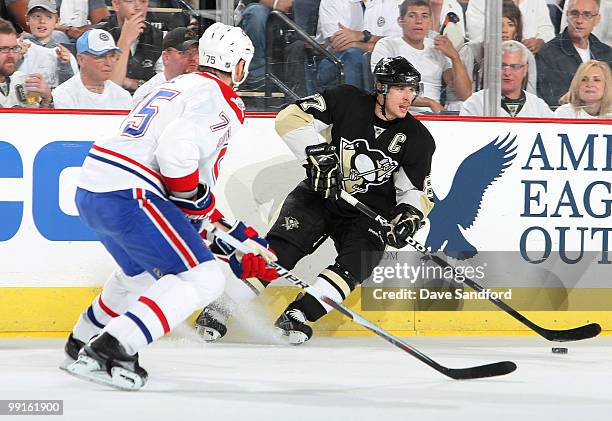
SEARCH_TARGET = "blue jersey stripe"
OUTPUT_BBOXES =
[86,306,105,329]
[125,311,153,344]
[87,153,165,196]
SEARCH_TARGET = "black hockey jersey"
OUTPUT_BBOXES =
[292,85,435,219]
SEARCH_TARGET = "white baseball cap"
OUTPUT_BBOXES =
[76,29,122,56]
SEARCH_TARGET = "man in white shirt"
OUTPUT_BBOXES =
[0,18,52,108]
[53,28,133,109]
[466,0,555,54]
[132,27,199,105]
[371,0,471,113]
[316,0,401,90]
[461,40,553,117]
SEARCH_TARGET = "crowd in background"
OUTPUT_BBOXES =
[0,0,610,117]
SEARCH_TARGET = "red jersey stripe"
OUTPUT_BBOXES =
[98,296,120,318]
[195,72,245,124]
[136,189,198,269]
[138,296,170,334]
[92,145,163,182]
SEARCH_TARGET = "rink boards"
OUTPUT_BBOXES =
[0,109,610,336]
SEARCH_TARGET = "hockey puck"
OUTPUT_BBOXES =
[552,347,568,354]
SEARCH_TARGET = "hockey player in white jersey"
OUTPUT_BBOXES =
[62,22,278,391]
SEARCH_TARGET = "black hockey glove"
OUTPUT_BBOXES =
[381,204,424,249]
[303,143,341,199]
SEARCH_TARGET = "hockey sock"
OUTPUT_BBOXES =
[72,270,155,343]
[105,262,225,355]
[288,274,345,323]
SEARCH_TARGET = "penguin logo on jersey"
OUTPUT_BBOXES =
[282,216,300,231]
[340,138,398,194]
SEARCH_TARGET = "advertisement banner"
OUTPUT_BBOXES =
[1,112,610,301]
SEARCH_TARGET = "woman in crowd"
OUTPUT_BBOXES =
[502,1,523,42]
[555,60,612,118]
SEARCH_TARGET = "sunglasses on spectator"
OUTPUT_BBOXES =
[501,63,526,70]
[567,10,599,20]
[0,46,22,54]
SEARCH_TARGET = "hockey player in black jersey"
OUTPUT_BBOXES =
[196,56,436,344]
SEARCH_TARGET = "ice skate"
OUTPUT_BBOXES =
[274,307,313,345]
[59,333,86,371]
[65,333,148,391]
[195,300,231,342]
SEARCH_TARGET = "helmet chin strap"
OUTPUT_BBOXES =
[376,84,389,120]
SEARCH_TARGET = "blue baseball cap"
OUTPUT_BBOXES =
[76,29,122,56]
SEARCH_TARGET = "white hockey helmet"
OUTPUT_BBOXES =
[198,22,255,88]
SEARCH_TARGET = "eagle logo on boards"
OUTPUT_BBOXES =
[425,134,517,259]
[282,216,300,231]
[340,137,398,194]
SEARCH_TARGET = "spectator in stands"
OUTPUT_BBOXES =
[237,0,293,87]
[0,18,52,107]
[316,0,401,91]
[560,0,611,47]
[291,0,320,36]
[55,0,109,40]
[502,0,523,41]
[132,27,198,104]
[466,0,555,54]
[17,0,78,88]
[236,0,320,87]
[460,40,553,117]
[537,0,612,107]
[501,1,537,94]
[554,59,612,117]
[52,28,132,109]
[4,0,107,36]
[371,0,471,113]
[95,0,163,92]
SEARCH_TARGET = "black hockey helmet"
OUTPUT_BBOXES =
[373,56,422,96]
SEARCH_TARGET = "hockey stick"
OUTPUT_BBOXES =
[339,190,602,342]
[206,220,517,380]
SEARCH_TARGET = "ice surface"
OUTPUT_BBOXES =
[1,332,610,421]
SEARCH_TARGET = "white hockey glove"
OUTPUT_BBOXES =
[381,204,424,249]
[303,143,341,199]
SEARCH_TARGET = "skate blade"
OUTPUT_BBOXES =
[195,325,221,342]
[65,355,145,391]
[58,356,76,371]
[274,327,309,345]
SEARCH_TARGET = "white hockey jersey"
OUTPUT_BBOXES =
[78,72,246,197]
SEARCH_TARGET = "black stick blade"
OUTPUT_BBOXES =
[541,323,602,342]
[444,361,517,380]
